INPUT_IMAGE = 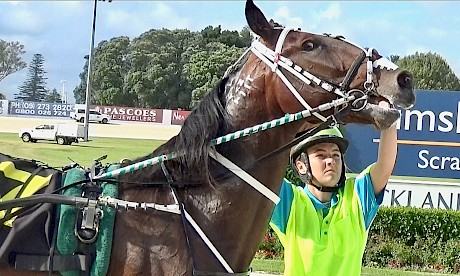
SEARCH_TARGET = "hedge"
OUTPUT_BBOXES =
[256,206,460,273]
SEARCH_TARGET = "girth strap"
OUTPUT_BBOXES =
[15,254,88,272]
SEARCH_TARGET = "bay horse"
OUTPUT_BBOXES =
[1,0,415,275]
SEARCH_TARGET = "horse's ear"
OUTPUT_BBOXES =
[245,0,275,45]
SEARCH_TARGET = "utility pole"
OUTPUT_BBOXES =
[83,0,112,141]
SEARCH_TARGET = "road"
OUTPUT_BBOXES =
[0,116,181,141]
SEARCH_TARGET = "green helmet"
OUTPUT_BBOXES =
[290,126,349,165]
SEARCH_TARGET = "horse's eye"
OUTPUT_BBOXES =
[302,41,316,51]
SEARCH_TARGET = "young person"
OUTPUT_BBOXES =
[270,124,397,275]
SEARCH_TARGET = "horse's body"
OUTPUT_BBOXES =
[1,0,415,275]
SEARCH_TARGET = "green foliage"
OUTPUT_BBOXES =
[396,52,460,91]
[124,29,201,109]
[187,42,244,107]
[255,227,284,259]
[92,36,132,106]
[284,164,303,186]
[201,25,252,48]
[0,40,26,82]
[73,58,88,104]
[15,53,48,101]
[0,92,5,100]
[45,88,62,103]
[371,207,460,245]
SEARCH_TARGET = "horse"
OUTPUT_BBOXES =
[1,0,415,275]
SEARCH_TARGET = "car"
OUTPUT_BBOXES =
[19,124,84,145]
[69,109,110,124]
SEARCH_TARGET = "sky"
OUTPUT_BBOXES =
[0,1,459,103]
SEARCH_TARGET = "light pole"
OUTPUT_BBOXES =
[83,0,112,141]
[60,80,66,103]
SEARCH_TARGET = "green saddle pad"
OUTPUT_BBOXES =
[57,166,118,276]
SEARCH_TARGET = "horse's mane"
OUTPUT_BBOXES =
[170,77,230,179]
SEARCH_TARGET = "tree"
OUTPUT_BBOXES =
[396,52,460,91]
[92,36,132,106]
[73,58,88,104]
[45,88,62,103]
[389,55,400,63]
[187,42,244,107]
[124,29,201,109]
[0,40,26,82]
[15,54,48,101]
[201,25,253,48]
[0,92,5,100]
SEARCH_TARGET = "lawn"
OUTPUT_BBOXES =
[250,259,449,275]
[0,132,165,168]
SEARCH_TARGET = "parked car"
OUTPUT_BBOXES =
[69,109,110,124]
[19,124,84,145]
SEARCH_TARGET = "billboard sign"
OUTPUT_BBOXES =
[171,110,191,125]
[8,101,73,117]
[95,105,163,123]
[383,180,460,210]
[0,100,7,115]
[344,90,460,179]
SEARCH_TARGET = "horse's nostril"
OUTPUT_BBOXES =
[397,71,414,91]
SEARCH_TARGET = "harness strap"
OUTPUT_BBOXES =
[209,150,280,204]
[340,51,366,92]
[15,254,88,272]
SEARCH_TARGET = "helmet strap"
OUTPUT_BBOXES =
[298,153,312,184]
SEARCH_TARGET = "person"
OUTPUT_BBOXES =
[270,124,397,275]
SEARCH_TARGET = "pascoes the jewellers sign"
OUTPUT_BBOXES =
[8,100,73,117]
[344,90,460,179]
[95,105,163,123]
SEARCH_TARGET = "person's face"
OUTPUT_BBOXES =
[296,142,342,187]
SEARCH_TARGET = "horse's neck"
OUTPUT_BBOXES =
[188,75,305,270]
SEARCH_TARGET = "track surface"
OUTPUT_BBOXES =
[0,116,181,141]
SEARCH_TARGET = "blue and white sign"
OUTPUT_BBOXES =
[0,100,8,116]
[344,90,460,179]
[9,101,74,117]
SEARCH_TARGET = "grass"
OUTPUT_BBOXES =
[250,259,450,275]
[0,132,165,168]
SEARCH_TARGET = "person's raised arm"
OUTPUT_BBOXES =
[370,124,397,195]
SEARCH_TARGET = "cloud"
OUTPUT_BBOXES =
[103,2,190,39]
[319,2,341,20]
[426,27,448,39]
[0,7,47,36]
[150,3,190,29]
[274,6,303,27]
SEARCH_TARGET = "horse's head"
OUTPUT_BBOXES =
[245,0,415,130]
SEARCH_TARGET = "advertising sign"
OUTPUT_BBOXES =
[171,110,191,125]
[0,100,7,116]
[383,180,460,210]
[95,105,163,123]
[344,90,460,179]
[8,101,73,117]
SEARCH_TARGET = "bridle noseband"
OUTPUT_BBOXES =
[250,27,399,121]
